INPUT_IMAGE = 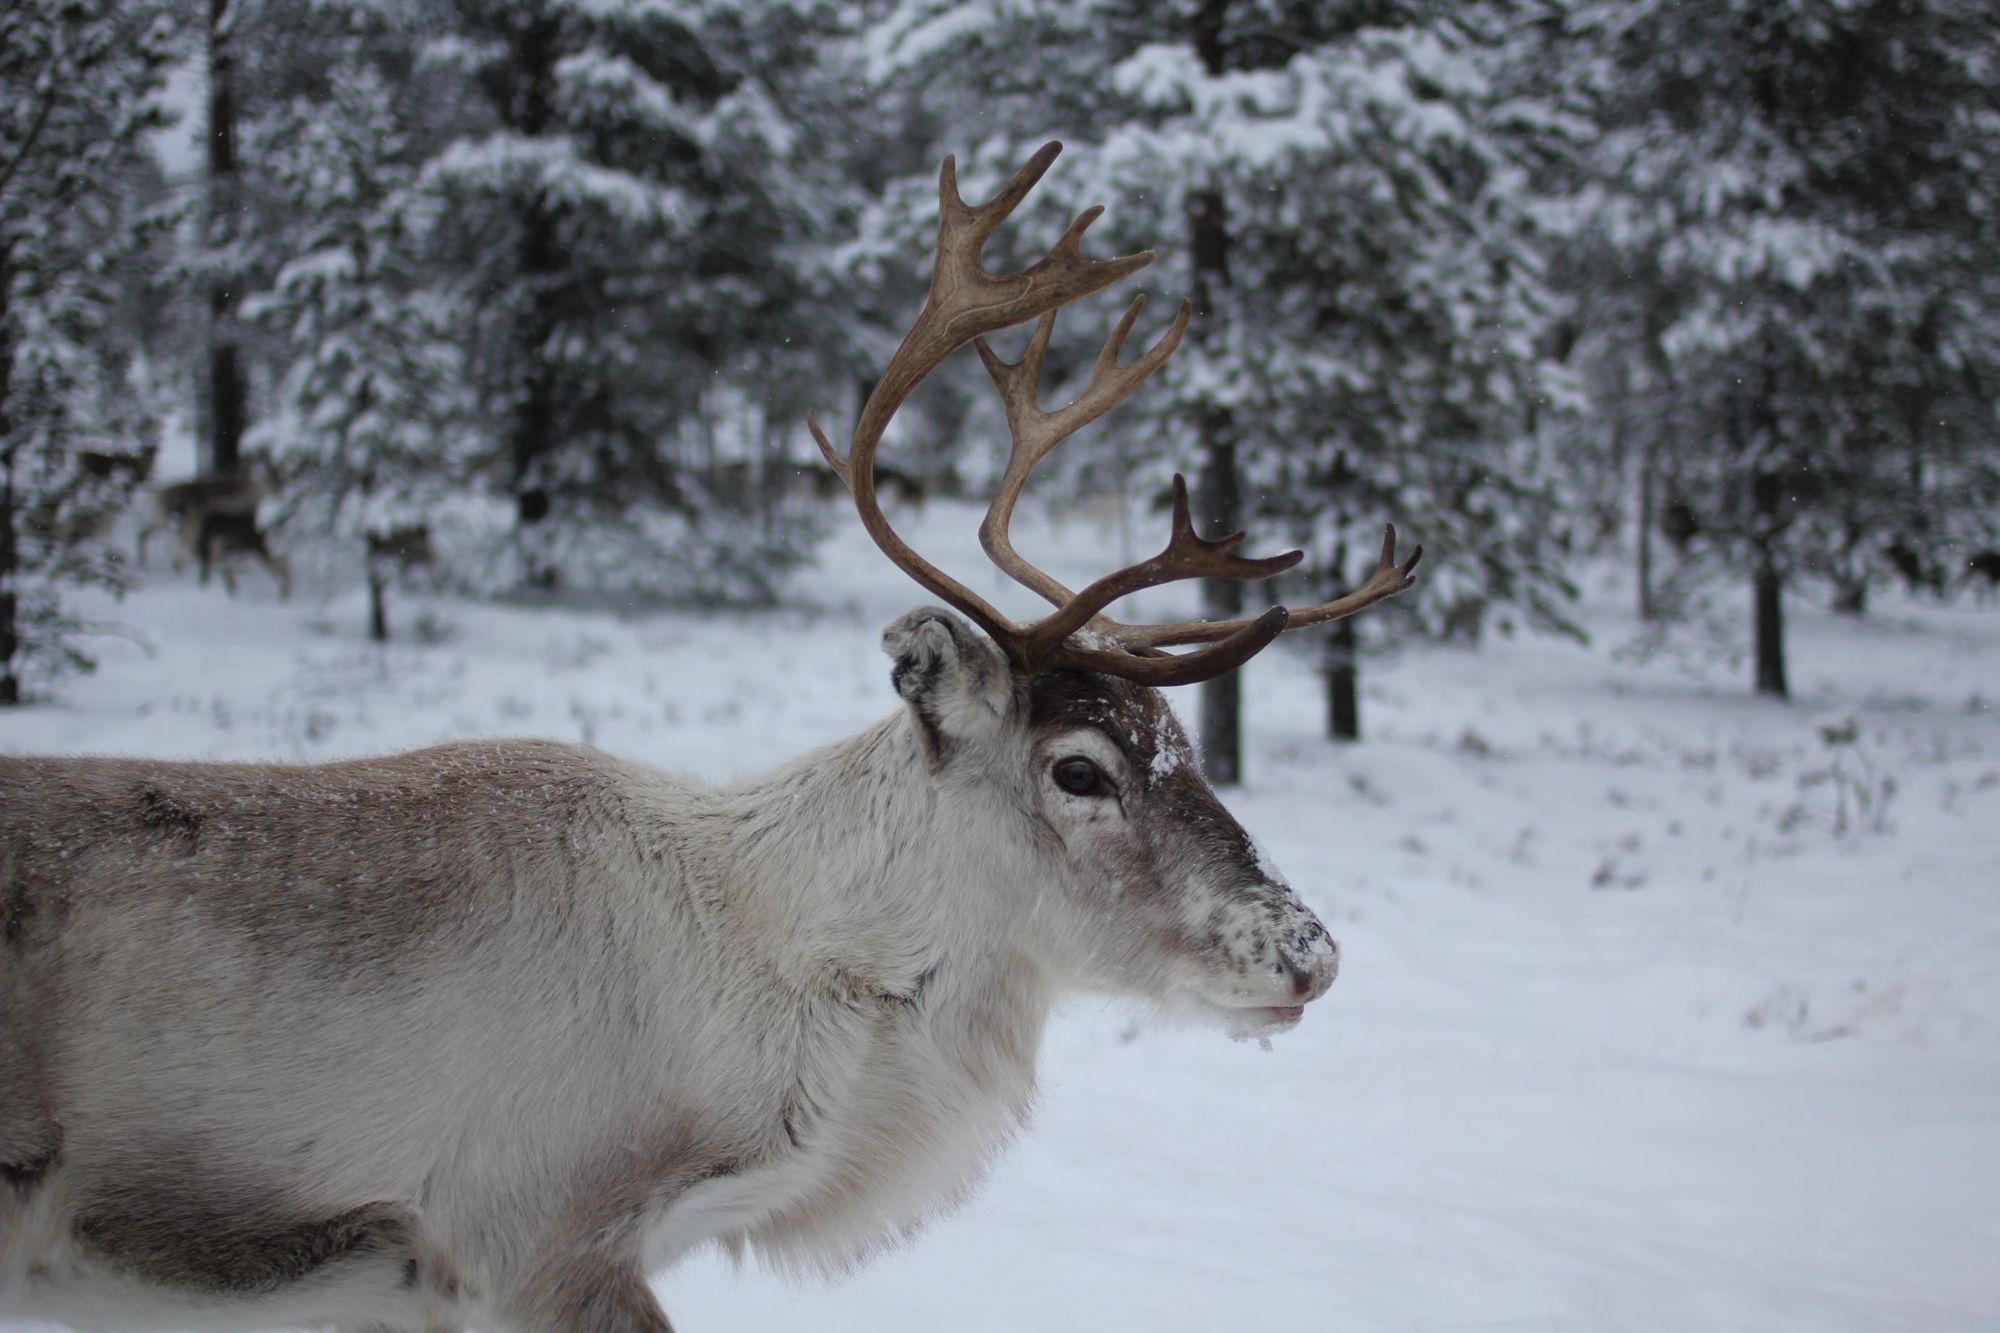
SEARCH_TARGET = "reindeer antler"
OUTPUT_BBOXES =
[810,142,1421,686]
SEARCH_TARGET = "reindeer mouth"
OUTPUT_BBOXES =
[1187,996,1310,1040]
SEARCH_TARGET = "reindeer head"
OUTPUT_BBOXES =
[814,144,1421,1037]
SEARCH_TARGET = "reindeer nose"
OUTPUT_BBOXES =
[1290,956,1337,1001]
[1291,928,1339,1001]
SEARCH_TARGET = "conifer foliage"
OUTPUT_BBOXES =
[0,0,178,702]
[1565,0,2000,695]
[6,0,1995,730]
[866,0,1578,769]
[244,54,475,640]
[410,0,852,599]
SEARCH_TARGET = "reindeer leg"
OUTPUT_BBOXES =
[266,547,292,600]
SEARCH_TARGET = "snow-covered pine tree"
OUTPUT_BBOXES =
[0,0,179,704]
[412,0,860,600]
[865,0,1578,769]
[243,54,478,641]
[1565,0,2000,696]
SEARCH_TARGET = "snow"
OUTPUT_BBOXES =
[421,133,692,229]
[1147,708,1192,788]
[3,498,1997,1332]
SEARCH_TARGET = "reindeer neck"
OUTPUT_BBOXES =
[704,713,1046,1013]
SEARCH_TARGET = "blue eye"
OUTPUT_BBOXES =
[1053,757,1105,796]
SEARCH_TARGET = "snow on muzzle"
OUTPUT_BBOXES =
[1188,870,1340,1036]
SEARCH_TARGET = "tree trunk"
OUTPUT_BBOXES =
[1637,310,1675,622]
[1324,612,1358,741]
[1637,436,1657,621]
[206,0,246,477]
[1189,0,1240,784]
[1197,433,1244,785]
[509,216,559,526]
[368,570,389,643]
[0,485,16,700]
[0,247,18,705]
[1751,469,1788,699]
[507,17,562,529]
[1754,565,1787,697]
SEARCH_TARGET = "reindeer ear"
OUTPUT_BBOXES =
[882,608,1014,768]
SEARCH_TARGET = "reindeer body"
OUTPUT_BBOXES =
[3,709,1052,1330]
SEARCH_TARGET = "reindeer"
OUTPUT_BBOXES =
[0,144,1420,1333]
[74,449,158,486]
[18,446,157,546]
[141,473,291,598]
[365,525,439,642]
[788,460,930,508]
[1961,549,2000,601]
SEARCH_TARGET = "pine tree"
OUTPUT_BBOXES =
[244,55,478,641]
[1566,0,2000,696]
[411,0,860,600]
[864,0,1578,770]
[0,0,179,703]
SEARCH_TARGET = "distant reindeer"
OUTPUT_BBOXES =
[74,448,157,485]
[366,524,435,578]
[365,524,438,642]
[1882,539,1945,597]
[18,445,157,545]
[143,473,291,598]
[789,460,929,508]
[1659,496,1700,551]
[1962,549,2000,601]
[0,144,1420,1332]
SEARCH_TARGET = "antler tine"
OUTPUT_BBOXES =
[808,141,1159,650]
[972,311,1072,609]
[1022,475,1303,658]
[1049,606,1292,686]
[938,143,1059,253]
[973,295,1194,612]
[1117,524,1425,652]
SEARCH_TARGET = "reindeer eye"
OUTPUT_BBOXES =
[1052,757,1106,796]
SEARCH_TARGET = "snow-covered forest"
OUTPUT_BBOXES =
[2,0,1996,1330]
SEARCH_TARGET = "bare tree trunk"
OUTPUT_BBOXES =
[1189,0,1242,785]
[507,16,562,531]
[1637,436,1657,621]
[1751,469,1788,699]
[368,570,389,644]
[0,490,16,701]
[1830,513,1868,617]
[1196,433,1244,785]
[1637,311,1675,622]
[1324,612,1358,742]
[0,246,18,705]
[206,0,246,477]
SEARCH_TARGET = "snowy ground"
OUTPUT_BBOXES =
[4,497,1997,1333]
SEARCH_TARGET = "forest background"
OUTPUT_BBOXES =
[4,0,1995,778]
